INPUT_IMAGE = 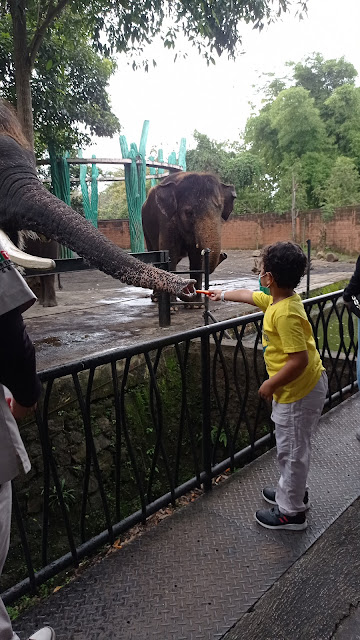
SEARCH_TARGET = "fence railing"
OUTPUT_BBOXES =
[2,290,357,605]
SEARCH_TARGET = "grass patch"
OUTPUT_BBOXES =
[304,279,350,299]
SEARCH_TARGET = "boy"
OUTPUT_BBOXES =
[209,242,328,531]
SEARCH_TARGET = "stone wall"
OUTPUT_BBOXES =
[98,205,360,255]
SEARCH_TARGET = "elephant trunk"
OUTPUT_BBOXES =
[195,219,222,273]
[1,137,193,296]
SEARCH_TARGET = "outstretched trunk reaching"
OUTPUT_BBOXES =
[0,136,194,296]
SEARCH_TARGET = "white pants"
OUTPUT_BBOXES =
[0,482,19,640]
[272,371,328,516]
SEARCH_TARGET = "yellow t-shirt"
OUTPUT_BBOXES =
[252,291,324,403]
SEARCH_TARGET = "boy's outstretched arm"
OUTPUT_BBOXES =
[209,289,256,305]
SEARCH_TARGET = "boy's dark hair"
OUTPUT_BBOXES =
[261,242,307,289]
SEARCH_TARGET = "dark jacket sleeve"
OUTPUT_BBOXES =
[0,308,42,406]
[343,256,360,302]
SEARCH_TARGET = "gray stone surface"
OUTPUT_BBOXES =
[22,250,354,371]
[11,393,360,640]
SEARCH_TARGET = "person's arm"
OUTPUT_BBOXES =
[0,308,42,414]
[343,256,360,302]
[209,289,257,305]
[258,351,309,401]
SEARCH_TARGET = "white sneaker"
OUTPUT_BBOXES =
[28,627,56,640]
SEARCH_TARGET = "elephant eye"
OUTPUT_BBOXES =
[183,207,193,216]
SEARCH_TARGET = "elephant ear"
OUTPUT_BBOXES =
[221,184,237,220]
[155,181,177,218]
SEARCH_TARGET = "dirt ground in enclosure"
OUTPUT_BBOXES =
[23,249,356,372]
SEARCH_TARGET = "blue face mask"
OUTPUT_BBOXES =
[258,275,270,295]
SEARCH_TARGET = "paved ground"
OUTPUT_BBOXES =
[23,250,355,372]
[13,392,360,640]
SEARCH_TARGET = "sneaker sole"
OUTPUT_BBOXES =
[262,490,310,510]
[255,513,308,531]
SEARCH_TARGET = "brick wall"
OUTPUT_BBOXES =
[98,205,360,255]
[98,219,131,249]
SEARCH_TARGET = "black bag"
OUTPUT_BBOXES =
[350,294,360,319]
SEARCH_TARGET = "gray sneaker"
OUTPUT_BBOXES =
[262,487,310,510]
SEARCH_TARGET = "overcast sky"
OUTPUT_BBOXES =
[85,0,360,162]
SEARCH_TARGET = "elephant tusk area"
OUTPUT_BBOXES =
[0,230,56,270]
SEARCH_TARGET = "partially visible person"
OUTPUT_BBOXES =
[0,248,55,640]
[209,242,328,531]
[343,255,360,441]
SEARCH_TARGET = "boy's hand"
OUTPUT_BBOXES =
[208,289,222,301]
[10,398,37,420]
[258,379,275,402]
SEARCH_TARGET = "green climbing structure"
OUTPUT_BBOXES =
[48,144,73,258]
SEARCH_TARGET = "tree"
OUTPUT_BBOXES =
[272,157,307,216]
[323,84,360,168]
[2,0,308,147]
[269,87,328,158]
[186,131,228,176]
[187,131,265,214]
[321,156,360,219]
[0,8,119,154]
[244,53,360,214]
[292,52,357,110]
[98,171,130,220]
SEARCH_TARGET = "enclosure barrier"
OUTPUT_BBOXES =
[2,290,357,605]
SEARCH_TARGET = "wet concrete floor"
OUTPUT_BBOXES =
[23,250,355,372]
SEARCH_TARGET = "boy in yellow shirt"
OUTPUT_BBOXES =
[210,241,328,531]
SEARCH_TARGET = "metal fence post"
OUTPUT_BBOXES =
[201,332,212,491]
[158,251,171,327]
[202,248,210,326]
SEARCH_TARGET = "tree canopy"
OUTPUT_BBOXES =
[1,0,308,147]
[186,53,360,218]
[0,7,120,154]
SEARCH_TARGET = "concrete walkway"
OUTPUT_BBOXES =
[13,393,360,640]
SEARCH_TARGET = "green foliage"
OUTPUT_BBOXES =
[243,53,360,213]
[320,156,360,219]
[1,0,308,147]
[98,171,130,220]
[323,85,360,168]
[186,131,264,214]
[292,53,358,109]
[0,8,120,155]
[306,279,350,298]
[47,478,76,512]
[269,87,327,157]
[186,131,229,175]
[272,157,308,213]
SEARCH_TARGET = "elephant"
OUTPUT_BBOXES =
[142,172,236,295]
[24,236,59,307]
[0,99,194,299]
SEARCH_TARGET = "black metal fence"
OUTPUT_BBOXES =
[2,290,358,605]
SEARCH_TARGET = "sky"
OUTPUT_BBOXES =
[84,0,360,163]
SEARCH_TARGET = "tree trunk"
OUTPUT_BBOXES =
[9,0,34,149]
[291,173,297,243]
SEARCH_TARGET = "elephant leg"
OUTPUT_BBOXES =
[41,274,57,307]
[26,276,42,303]
[58,274,63,290]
